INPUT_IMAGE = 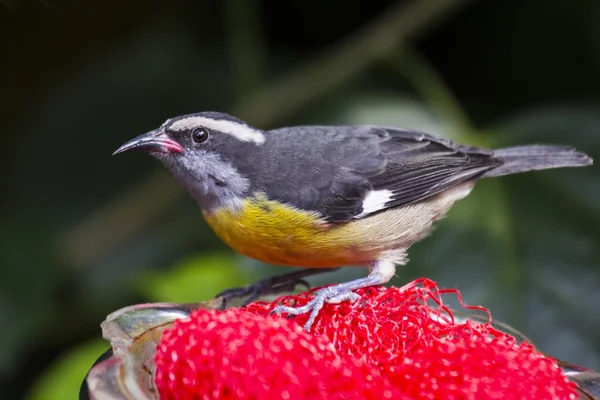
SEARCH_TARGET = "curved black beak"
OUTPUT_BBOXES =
[113,130,183,155]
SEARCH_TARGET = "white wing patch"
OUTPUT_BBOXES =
[355,189,394,218]
[168,116,265,144]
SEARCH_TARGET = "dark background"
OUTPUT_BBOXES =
[2,0,600,398]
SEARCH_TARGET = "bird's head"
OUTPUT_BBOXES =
[114,112,266,211]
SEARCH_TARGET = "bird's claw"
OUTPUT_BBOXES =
[271,287,361,331]
[216,278,312,309]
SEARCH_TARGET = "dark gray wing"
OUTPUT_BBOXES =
[250,126,502,223]
[366,130,502,208]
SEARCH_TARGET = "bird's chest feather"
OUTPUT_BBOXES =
[201,195,367,267]
[200,184,474,267]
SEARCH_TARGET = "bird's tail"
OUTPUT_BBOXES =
[481,145,593,178]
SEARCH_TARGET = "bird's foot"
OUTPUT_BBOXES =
[215,268,340,309]
[216,277,310,308]
[272,261,395,330]
[271,285,362,330]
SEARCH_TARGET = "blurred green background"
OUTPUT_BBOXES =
[2,0,600,398]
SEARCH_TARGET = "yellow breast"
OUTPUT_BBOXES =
[202,195,375,267]
[201,184,471,268]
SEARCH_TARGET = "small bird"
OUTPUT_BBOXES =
[114,112,592,330]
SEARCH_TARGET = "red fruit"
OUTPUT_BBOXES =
[154,307,403,400]
[156,280,577,400]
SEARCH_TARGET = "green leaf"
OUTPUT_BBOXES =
[25,339,108,400]
[139,253,252,303]
[0,216,60,377]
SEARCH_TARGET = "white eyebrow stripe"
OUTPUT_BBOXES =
[168,116,265,144]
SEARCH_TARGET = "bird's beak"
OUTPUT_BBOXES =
[113,130,183,155]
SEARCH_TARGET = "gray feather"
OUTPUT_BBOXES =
[237,126,503,222]
[481,145,593,178]
[183,118,592,222]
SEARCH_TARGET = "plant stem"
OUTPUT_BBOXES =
[385,46,476,138]
[224,0,266,96]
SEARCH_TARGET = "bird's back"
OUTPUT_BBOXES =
[234,126,500,222]
[207,125,591,267]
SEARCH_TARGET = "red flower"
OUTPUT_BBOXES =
[155,279,577,400]
[155,308,402,400]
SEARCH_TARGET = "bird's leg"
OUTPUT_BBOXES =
[216,267,341,308]
[271,260,396,331]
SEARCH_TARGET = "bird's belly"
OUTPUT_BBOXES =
[201,183,474,268]
[202,197,373,267]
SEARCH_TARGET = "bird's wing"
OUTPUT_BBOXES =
[259,126,503,223]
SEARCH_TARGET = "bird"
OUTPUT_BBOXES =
[114,111,593,330]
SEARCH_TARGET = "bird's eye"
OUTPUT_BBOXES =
[191,127,209,143]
